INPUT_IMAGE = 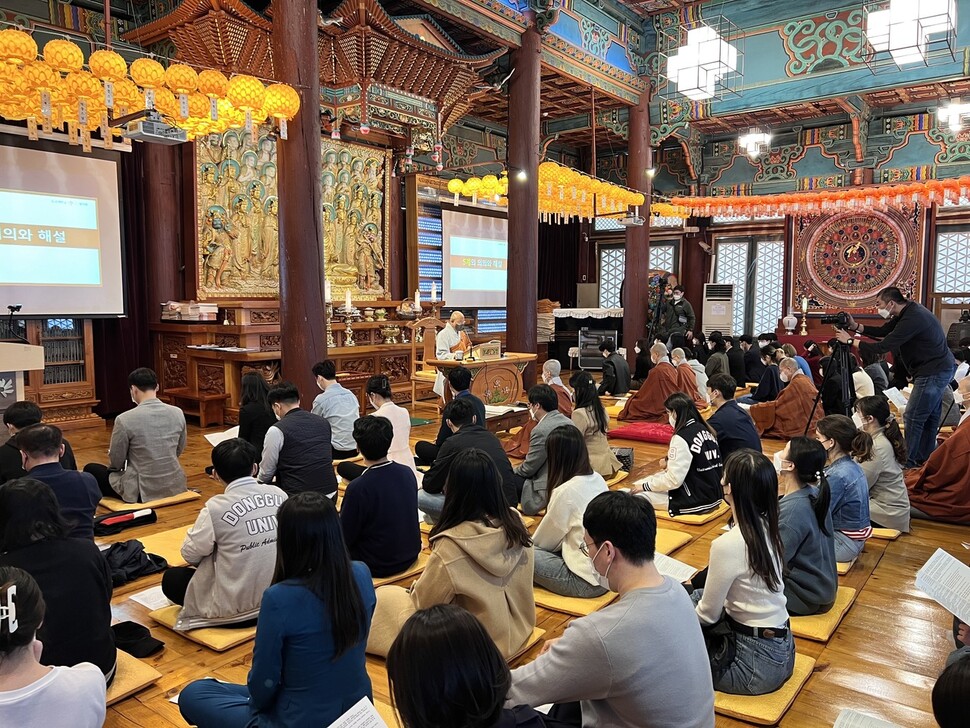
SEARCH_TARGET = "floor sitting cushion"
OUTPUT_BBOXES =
[106,650,162,706]
[655,528,692,555]
[790,586,857,642]
[604,470,629,488]
[138,525,192,568]
[372,552,430,587]
[100,490,201,512]
[607,422,674,445]
[149,605,256,652]
[655,501,730,525]
[871,527,901,540]
[508,626,546,664]
[714,653,816,726]
[533,587,618,617]
[837,558,857,575]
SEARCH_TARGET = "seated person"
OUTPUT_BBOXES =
[704,334,730,380]
[737,346,783,405]
[435,310,473,359]
[505,360,572,458]
[906,378,970,524]
[725,336,748,387]
[337,376,417,482]
[690,450,795,696]
[258,382,337,497]
[748,357,823,439]
[418,398,518,522]
[507,492,715,728]
[15,424,100,540]
[617,343,681,423]
[706,374,762,460]
[670,347,708,409]
[596,340,631,396]
[513,385,578,515]
[311,360,360,460]
[775,437,838,616]
[635,393,724,517]
[860,348,890,396]
[569,371,621,479]
[366,449,535,660]
[803,340,825,388]
[178,492,376,728]
[83,368,187,503]
[816,415,873,562]
[740,334,766,384]
[161,439,287,629]
[0,479,115,680]
[780,343,812,380]
[818,355,850,416]
[630,338,652,390]
[849,354,875,400]
[1,401,77,485]
[532,426,608,598]
[934,652,970,728]
[340,417,421,578]
[414,366,485,467]
[237,373,276,458]
[684,347,710,404]
[691,332,709,366]
[942,385,962,428]
[0,567,106,728]
[854,396,910,533]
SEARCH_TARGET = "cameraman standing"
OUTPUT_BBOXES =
[835,286,954,468]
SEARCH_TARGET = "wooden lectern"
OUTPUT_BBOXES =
[0,342,45,418]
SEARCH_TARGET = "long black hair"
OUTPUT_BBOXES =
[723,449,786,592]
[273,492,367,659]
[664,392,715,436]
[818,414,873,463]
[0,478,71,551]
[432,449,531,549]
[855,395,907,465]
[785,437,832,536]
[570,370,609,434]
[240,372,271,413]
[545,425,594,503]
[388,605,510,728]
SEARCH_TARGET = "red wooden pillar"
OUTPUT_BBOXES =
[624,91,652,367]
[143,143,184,320]
[272,0,326,398]
[507,23,541,387]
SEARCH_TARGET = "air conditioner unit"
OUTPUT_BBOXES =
[702,283,734,336]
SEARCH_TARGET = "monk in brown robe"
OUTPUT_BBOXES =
[906,378,970,524]
[617,343,682,423]
[504,359,572,458]
[670,347,708,410]
[748,357,822,439]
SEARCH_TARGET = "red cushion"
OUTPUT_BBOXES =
[608,422,674,445]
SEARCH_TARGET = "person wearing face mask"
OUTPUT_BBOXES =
[704,334,730,380]
[504,361,573,459]
[631,338,653,390]
[707,374,762,461]
[748,358,823,440]
[670,347,709,409]
[506,491,716,728]
[337,376,417,483]
[853,396,910,533]
[638,393,724,517]
[513,385,580,515]
[617,343,681,423]
[82,368,187,503]
[774,437,838,616]
[740,335,766,384]
[835,286,955,468]
[660,285,696,345]
[814,415,873,562]
[258,382,338,497]
[736,346,784,406]
[690,450,795,696]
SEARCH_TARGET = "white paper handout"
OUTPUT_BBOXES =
[484,404,527,417]
[325,697,389,728]
[832,708,901,728]
[130,585,175,611]
[654,552,698,582]
[204,425,240,447]
[915,548,970,625]
[882,387,908,413]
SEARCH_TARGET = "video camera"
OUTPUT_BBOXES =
[820,311,851,330]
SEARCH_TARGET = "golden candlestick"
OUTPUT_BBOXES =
[799,312,808,336]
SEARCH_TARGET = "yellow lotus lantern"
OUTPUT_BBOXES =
[129,57,165,109]
[214,97,245,132]
[197,69,228,121]
[447,177,463,204]
[23,60,56,121]
[464,176,483,203]
[43,38,83,75]
[112,77,141,114]
[153,87,178,119]
[65,70,102,126]
[226,74,265,132]
[0,28,37,66]
[89,49,127,109]
[164,63,198,118]
[263,82,300,138]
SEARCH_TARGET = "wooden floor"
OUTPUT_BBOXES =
[68,399,965,728]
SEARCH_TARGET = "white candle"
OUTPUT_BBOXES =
[345,289,352,311]
[325,280,332,302]
[801,297,808,314]
[415,288,422,307]
[431,282,437,302]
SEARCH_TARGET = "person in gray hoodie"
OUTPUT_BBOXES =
[161,438,287,630]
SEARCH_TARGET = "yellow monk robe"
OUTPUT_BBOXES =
[749,372,822,439]
[504,383,573,458]
[617,362,681,423]
[905,418,970,525]
[676,362,708,410]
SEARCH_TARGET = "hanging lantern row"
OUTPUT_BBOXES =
[537,161,645,224]
[0,27,301,152]
[650,202,691,220]
[672,178,970,218]
[446,171,510,206]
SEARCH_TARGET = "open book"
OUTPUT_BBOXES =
[915,548,970,625]
[484,404,527,417]
[204,425,240,447]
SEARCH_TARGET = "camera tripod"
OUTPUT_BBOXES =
[645,276,669,347]
[803,338,856,436]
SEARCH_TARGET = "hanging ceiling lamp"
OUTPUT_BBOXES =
[864,0,956,68]
[738,127,771,157]
[662,18,743,102]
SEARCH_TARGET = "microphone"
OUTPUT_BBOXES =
[5,305,29,344]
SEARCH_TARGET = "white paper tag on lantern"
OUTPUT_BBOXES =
[210,97,218,121]
[105,80,115,109]
[27,117,38,141]
[145,88,155,110]
[179,93,189,119]
[102,114,113,149]
[41,90,51,118]
[79,99,89,126]
[68,123,78,146]
[245,109,253,135]
[280,118,288,140]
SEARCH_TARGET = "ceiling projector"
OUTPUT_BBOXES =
[119,110,187,145]
[616,211,645,227]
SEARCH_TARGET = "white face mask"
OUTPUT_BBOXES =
[877,307,891,319]
[529,405,538,422]
[668,413,677,428]
[773,450,785,474]
[588,543,613,591]
[852,412,866,429]
[673,293,683,301]
[634,346,641,354]
[779,371,790,383]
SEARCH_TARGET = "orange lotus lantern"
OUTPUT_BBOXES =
[112,77,141,114]
[43,38,83,75]
[0,28,37,66]
[89,49,127,109]
[129,57,165,109]
[23,60,57,126]
[152,87,178,119]
[226,74,265,133]
[197,69,228,121]
[263,82,300,138]
[164,63,198,118]
[65,70,102,126]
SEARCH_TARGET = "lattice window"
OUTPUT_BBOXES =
[714,241,749,335]
[752,241,786,336]
[599,247,625,307]
[594,217,624,232]
[934,229,970,304]
[650,245,675,274]
[712,213,785,224]
[941,196,970,208]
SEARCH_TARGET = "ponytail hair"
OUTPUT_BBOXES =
[817,414,873,463]
[855,395,907,465]
[0,566,45,665]
[786,437,832,536]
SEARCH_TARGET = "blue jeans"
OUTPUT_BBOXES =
[904,368,956,468]
[416,490,445,522]
[691,590,795,695]
[736,394,758,405]
[179,680,256,728]
[533,547,607,598]
[833,531,865,563]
